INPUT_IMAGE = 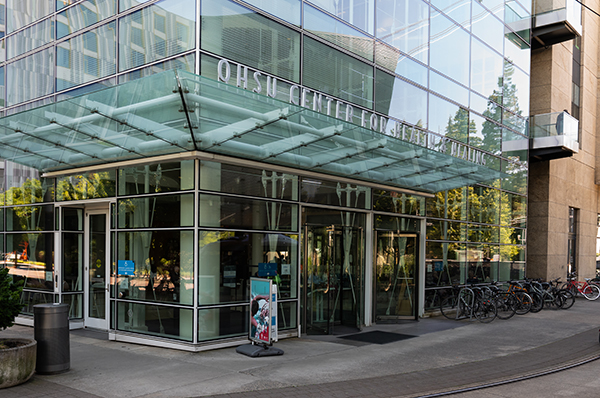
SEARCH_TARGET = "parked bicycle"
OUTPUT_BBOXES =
[561,273,600,300]
[440,286,497,323]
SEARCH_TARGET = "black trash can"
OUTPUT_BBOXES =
[33,303,70,374]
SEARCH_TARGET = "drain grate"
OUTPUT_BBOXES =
[338,331,416,344]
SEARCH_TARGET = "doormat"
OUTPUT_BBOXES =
[338,331,416,344]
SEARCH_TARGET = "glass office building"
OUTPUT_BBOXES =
[0,0,529,350]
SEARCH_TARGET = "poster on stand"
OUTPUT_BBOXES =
[249,278,272,344]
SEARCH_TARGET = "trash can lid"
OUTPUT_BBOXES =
[33,303,69,314]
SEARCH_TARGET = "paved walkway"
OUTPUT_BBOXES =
[1,299,600,398]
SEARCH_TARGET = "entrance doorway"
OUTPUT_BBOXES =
[374,232,418,320]
[84,210,110,329]
[303,224,363,334]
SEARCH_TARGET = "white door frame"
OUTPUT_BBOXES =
[84,208,110,329]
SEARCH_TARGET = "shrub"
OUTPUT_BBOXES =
[0,267,24,330]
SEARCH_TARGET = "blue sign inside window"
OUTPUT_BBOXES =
[258,262,277,277]
[118,260,135,276]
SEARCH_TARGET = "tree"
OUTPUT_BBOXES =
[0,267,24,331]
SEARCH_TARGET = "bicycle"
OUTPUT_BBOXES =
[440,286,497,323]
[561,273,600,300]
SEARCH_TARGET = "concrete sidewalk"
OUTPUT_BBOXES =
[1,299,600,398]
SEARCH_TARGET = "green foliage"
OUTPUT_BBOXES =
[0,267,24,330]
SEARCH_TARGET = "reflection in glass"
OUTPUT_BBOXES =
[375,70,427,128]
[117,301,193,341]
[57,170,116,201]
[117,230,194,305]
[430,70,468,105]
[376,0,428,63]
[7,17,53,59]
[470,37,504,99]
[502,159,527,195]
[200,161,298,201]
[57,0,116,39]
[240,0,300,25]
[373,189,425,216]
[301,178,370,209]
[5,175,55,206]
[118,53,195,83]
[374,231,417,318]
[201,0,300,82]
[304,4,373,61]
[6,47,54,106]
[303,37,373,109]
[88,214,106,320]
[308,0,374,34]
[18,291,54,315]
[472,1,503,52]
[198,231,298,305]
[199,194,298,231]
[466,243,499,282]
[469,113,501,154]
[56,23,116,91]
[468,185,499,224]
[431,0,471,28]
[6,0,53,34]
[375,43,427,87]
[62,293,83,318]
[118,193,194,228]
[119,0,195,71]
[198,305,249,341]
[62,232,83,292]
[428,95,468,143]
[425,241,465,287]
[430,10,470,86]
[119,161,194,195]
[6,205,53,231]
[6,232,54,290]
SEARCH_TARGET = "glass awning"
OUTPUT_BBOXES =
[0,70,505,193]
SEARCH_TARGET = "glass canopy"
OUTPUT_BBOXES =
[0,70,505,193]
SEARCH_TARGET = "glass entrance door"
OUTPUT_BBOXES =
[304,224,362,334]
[84,210,109,329]
[374,232,418,320]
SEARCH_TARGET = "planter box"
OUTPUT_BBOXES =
[0,338,37,389]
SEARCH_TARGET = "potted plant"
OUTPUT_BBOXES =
[0,267,36,389]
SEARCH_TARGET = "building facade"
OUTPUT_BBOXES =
[0,0,530,350]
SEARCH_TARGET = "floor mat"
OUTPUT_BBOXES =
[338,331,416,344]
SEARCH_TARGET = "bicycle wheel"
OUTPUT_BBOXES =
[440,295,459,320]
[495,292,517,320]
[529,291,544,313]
[474,298,497,323]
[513,291,532,315]
[582,284,600,300]
[559,289,575,309]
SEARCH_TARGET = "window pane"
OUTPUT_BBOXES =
[373,189,425,216]
[6,205,53,231]
[117,230,194,305]
[468,186,499,224]
[199,194,298,231]
[425,241,465,286]
[472,1,503,52]
[199,161,298,201]
[62,232,83,292]
[430,70,469,105]
[375,70,427,128]
[119,0,153,11]
[5,175,55,205]
[375,42,427,87]
[301,178,370,209]
[57,170,116,201]
[198,305,249,341]
[201,0,300,82]
[118,193,194,228]
[7,17,53,59]
[56,22,116,91]
[7,0,53,33]
[304,4,373,61]
[118,161,194,195]
[471,37,504,99]
[503,61,529,117]
[117,301,193,341]
[199,231,299,304]
[6,47,54,106]
[119,0,195,71]
[6,232,54,290]
[469,113,501,154]
[428,94,468,143]
[430,11,470,86]
[431,0,470,28]
[303,37,373,109]
[240,0,300,26]
[307,0,374,34]
[376,0,428,64]
[57,0,116,39]
[502,158,527,195]
[118,53,195,83]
